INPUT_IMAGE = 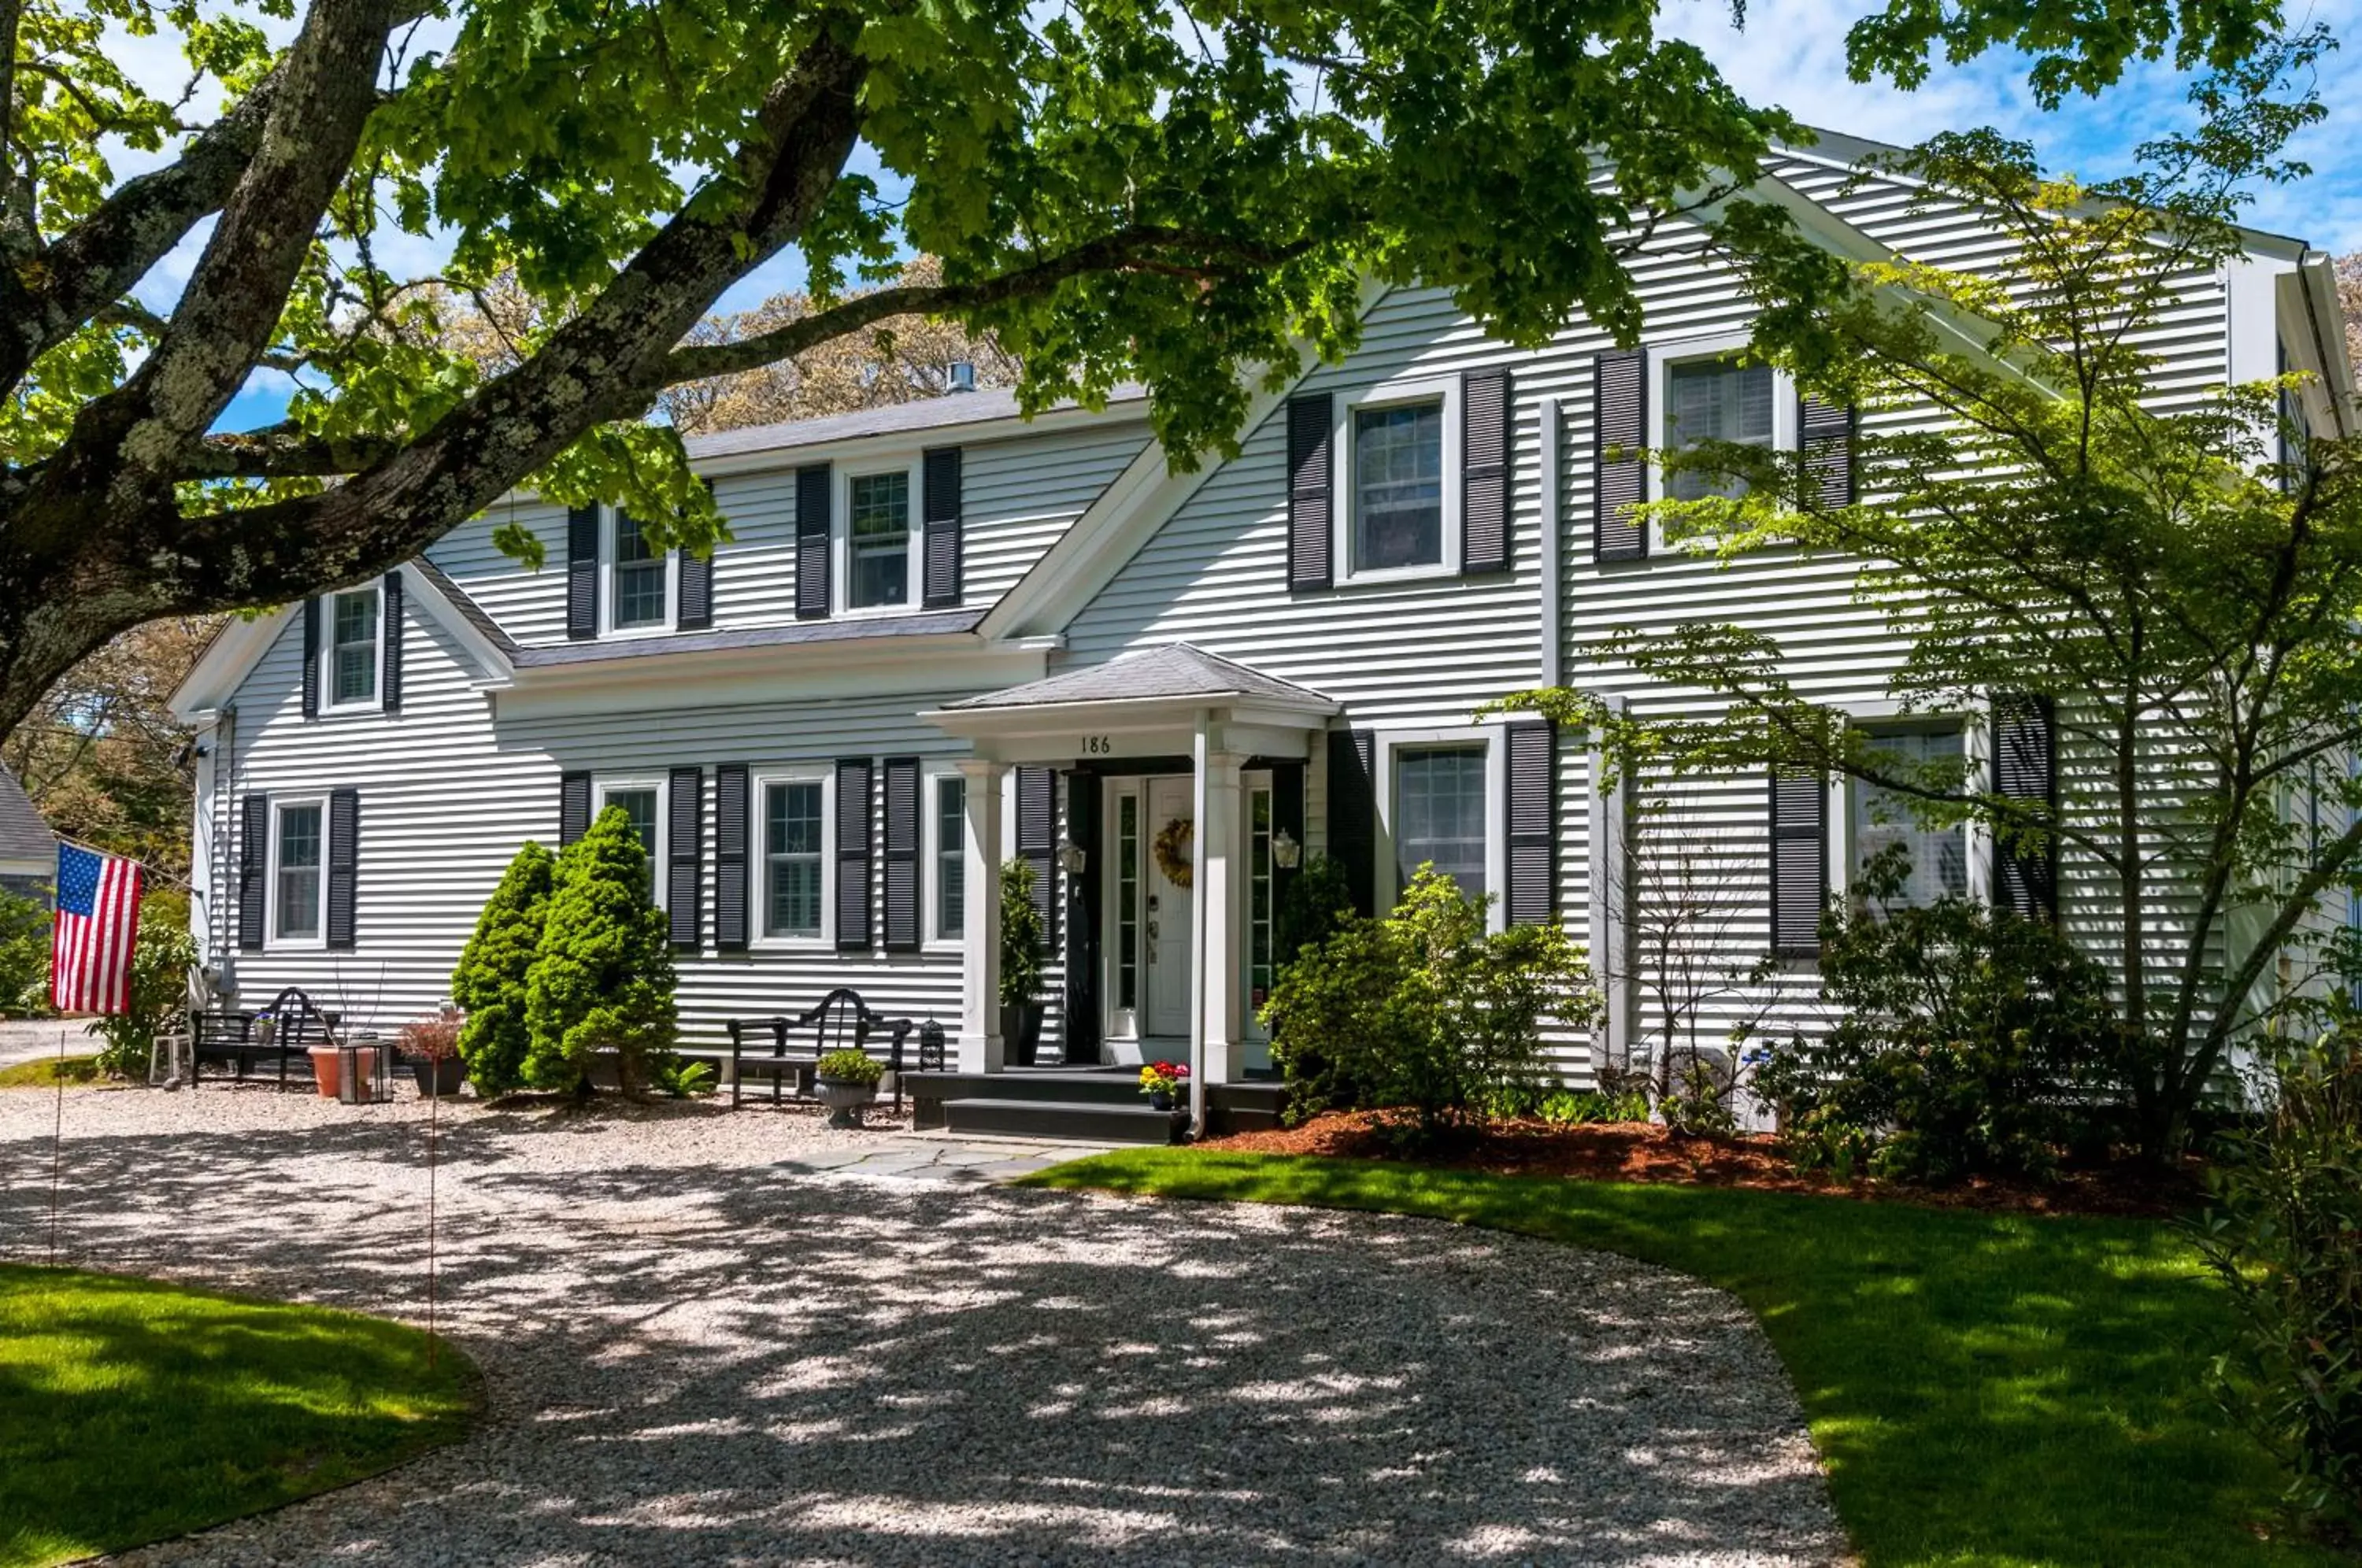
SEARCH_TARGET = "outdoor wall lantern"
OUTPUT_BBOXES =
[1272,827,1301,870]
[1057,841,1088,875]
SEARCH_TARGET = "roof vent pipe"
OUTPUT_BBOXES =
[946,361,976,394]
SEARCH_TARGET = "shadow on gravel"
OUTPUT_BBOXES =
[5,1116,1842,1566]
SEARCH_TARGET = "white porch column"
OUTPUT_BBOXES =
[957,757,1006,1074]
[1192,738,1249,1127]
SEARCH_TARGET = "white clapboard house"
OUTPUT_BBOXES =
[169,130,2355,1139]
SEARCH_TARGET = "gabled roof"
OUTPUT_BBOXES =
[513,608,985,668]
[947,642,1336,712]
[0,764,55,867]
[683,383,1150,464]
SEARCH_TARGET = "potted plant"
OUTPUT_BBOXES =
[814,1048,884,1129]
[999,859,1046,1066]
[399,1008,467,1096]
[1138,1060,1189,1113]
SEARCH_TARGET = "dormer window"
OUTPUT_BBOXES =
[324,586,380,711]
[847,468,916,611]
[611,512,670,631]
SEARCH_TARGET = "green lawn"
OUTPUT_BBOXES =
[0,1265,476,1567]
[1024,1149,2349,1568]
[0,1056,99,1089]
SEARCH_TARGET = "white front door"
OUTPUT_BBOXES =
[1143,775,1195,1040]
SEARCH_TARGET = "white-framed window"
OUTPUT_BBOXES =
[268,797,327,947]
[1646,332,1797,512]
[605,511,675,634]
[1845,722,1975,912]
[842,463,919,613]
[929,771,966,944]
[1372,726,1506,926]
[320,586,382,712]
[594,776,667,908]
[1336,375,1461,583]
[757,769,831,943]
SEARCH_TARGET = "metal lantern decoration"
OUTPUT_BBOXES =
[918,1016,948,1073]
[337,1034,394,1104]
[1272,826,1302,870]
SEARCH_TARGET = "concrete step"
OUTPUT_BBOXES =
[940,1096,1186,1145]
[906,1071,1145,1108]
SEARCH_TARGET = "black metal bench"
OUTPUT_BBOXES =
[727,988,940,1115]
[188,1004,340,1089]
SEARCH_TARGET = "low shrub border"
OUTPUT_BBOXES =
[0,1264,476,1567]
[1021,1149,2351,1568]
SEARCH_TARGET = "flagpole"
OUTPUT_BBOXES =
[49,832,194,893]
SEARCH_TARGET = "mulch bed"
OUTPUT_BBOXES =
[1199,1109,2208,1219]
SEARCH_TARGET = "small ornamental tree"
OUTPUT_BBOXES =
[450,841,554,1096]
[523,808,677,1096]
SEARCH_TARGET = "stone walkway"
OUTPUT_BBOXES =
[3,1085,1845,1566]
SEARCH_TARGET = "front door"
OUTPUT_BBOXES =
[1143,775,1195,1040]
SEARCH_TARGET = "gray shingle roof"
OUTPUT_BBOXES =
[409,557,521,658]
[950,643,1336,710]
[0,764,55,866]
[682,383,1149,461]
[513,608,987,668]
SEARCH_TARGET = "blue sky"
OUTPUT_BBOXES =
[184,0,2362,435]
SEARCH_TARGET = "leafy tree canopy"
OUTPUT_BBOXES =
[0,0,2279,730]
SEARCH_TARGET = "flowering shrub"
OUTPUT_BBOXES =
[1139,1060,1188,1099]
[398,1008,463,1062]
[816,1048,884,1086]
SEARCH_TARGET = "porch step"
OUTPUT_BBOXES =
[940,1096,1187,1145]
[904,1070,1143,1114]
[1205,1081,1290,1137]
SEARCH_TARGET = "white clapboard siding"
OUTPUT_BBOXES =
[424,416,1150,646]
[211,603,1024,1048]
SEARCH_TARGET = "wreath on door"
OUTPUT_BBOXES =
[1153,816,1194,888]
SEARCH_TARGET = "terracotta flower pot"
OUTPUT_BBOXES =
[309,1045,342,1098]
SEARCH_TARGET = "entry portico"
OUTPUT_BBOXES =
[922,643,1337,1124]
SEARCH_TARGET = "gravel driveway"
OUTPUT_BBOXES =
[4,1086,1845,1566]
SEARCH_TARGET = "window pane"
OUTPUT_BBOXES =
[1116,793,1139,1011]
[1853,728,1968,910]
[1249,788,1273,1010]
[1396,748,1488,903]
[1665,360,1775,501]
[604,788,659,900]
[330,590,377,704]
[936,777,965,939]
[1353,401,1443,571]
[850,472,912,608]
[765,781,823,937]
[613,514,667,628]
[276,805,321,939]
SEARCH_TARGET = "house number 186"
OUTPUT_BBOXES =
[1080,735,1114,755]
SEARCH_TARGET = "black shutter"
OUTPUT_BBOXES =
[668,765,702,951]
[1327,728,1376,916]
[380,571,405,715]
[238,793,268,951]
[1287,393,1334,591]
[715,763,750,952]
[835,757,872,950]
[300,597,320,718]
[882,756,921,952]
[1594,349,1647,562]
[1463,368,1512,575]
[559,771,592,846]
[566,504,598,639]
[922,447,964,608]
[1016,764,1056,945]
[1505,721,1555,926]
[1801,395,1857,509]
[1993,693,2059,921]
[1769,767,1827,959]
[679,547,713,631]
[1062,771,1101,1062]
[326,787,358,950]
[796,464,832,619]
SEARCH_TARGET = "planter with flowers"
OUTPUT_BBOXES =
[1138,1060,1190,1113]
[399,1008,467,1096]
[816,1048,884,1129]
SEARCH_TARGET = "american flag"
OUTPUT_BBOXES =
[50,843,143,1015]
